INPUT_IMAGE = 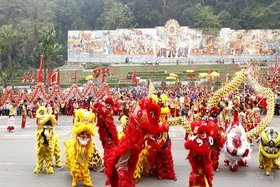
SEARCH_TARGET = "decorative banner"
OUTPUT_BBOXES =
[187,73,196,79]
[93,68,101,78]
[0,82,112,107]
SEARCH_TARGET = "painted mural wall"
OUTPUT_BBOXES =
[68,19,280,60]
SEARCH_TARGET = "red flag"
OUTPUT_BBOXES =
[74,71,77,84]
[51,71,58,85]
[57,69,60,86]
[132,70,137,85]
[208,68,212,82]
[46,67,52,87]
[37,54,44,83]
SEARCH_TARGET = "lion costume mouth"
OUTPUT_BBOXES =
[76,131,91,146]
[260,128,280,158]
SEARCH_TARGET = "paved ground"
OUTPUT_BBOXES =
[0,115,279,187]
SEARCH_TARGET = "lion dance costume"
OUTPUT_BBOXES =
[223,122,252,171]
[134,93,177,182]
[184,121,214,187]
[93,97,119,157]
[34,108,62,174]
[64,109,97,187]
[104,98,165,187]
[258,127,280,176]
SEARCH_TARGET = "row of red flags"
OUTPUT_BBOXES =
[23,54,138,86]
[23,54,77,86]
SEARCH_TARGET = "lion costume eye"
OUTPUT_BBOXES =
[200,131,207,139]
[150,111,155,118]
[157,133,162,139]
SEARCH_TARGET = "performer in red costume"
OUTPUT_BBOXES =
[21,100,28,128]
[104,98,164,187]
[184,121,214,187]
[207,106,225,172]
[135,93,177,182]
[53,98,60,122]
[93,96,119,172]
[94,96,119,153]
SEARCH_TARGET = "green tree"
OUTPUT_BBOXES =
[16,0,55,68]
[266,0,280,29]
[34,27,61,83]
[96,0,135,30]
[0,24,17,89]
[251,6,271,29]
[238,8,256,29]
[218,10,232,28]
[0,38,6,88]
[193,4,222,35]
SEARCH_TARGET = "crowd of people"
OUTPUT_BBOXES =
[1,83,277,136]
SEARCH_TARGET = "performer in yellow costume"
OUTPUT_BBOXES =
[64,109,96,187]
[34,108,62,174]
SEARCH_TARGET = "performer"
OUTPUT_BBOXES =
[89,97,95,113]
[104,98,163,187]
[36,98,43,110]
[64,109,96,186]
[60,101,66,115]
[7,100,16,132]
[66,99,74,115]
[252,100,261,127]
[232,97,240,123]
[239,105,248,131]
[72,98,79,123]
[93,97,119,172]
[173,95,181,117]
[21,100,28,128]
[169,95,176,117]
[245,104,255,146]
[223,101,231,130]
[223,122,252,171]
[181,94,191,117]
[53,98,60,122]
[184,121,214,187]
[46,103,53,114]
[29,101,37,119]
